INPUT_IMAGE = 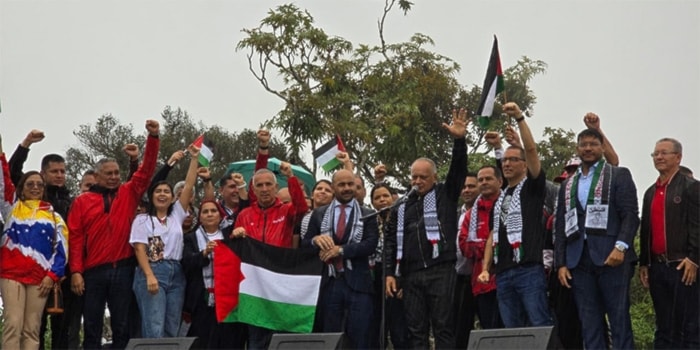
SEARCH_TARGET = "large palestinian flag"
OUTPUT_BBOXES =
[214,238,323,333]
[475,36,505,128]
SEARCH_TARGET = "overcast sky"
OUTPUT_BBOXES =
[1,0,698,198]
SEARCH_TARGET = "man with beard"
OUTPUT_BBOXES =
[555,128,639,349]
[303,169,379,349]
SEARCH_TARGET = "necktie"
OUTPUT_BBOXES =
[334,204,347,272]
[336,204,347,241]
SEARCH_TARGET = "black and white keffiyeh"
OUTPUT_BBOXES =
[195,226,223,307]
[319,199,364,276]
[492,178,526,264]
[396,188,441,275]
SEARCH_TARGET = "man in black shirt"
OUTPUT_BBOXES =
[477,102,552,328]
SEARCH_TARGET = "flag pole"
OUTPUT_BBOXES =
[502,90,511,125]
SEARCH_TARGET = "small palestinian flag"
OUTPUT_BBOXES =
[476,36,505,128]
[214,238,322,333]
[192,134,214,167]
[312,134,346,172]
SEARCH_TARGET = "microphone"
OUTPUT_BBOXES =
[402,185,419,201]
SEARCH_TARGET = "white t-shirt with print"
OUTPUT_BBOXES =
[129,201,189,261]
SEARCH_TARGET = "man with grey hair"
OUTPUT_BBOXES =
[384,108,468,349]
[68,120,160,350]
[231,164,308,350]
[640,137,699,348]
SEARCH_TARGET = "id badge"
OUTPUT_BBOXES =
[585,204,609,229]
[565,209,578,237]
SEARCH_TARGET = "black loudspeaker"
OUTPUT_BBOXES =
[125,337,197,350]
[268,332,346,350]
[467,326,555,350]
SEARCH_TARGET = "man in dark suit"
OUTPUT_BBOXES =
[302,169,378,349]
[639,137,699,348]
[555,128,640,349]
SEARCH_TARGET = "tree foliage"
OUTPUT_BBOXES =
[64,107,287,195]
[536,127,577,179]
[238,1,548,188]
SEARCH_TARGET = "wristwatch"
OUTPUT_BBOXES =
[338,247,344,256]
[615,242,627,253]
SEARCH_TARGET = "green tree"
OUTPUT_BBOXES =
[238,1,547,188]
[536,127,577,179]
[65,107,288,194]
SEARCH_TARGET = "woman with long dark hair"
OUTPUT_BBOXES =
[128,145,199,338]
[299,179,333,239]
[0,170,67,350]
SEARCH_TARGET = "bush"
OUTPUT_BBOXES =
[631,237,655,349]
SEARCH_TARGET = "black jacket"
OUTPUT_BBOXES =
[384,138,467,276]
[182,226,233,317]
[640,173,700,265]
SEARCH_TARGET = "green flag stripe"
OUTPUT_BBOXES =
[320,158,342,172]
[224,293,316,333]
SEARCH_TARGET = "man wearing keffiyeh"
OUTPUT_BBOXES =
[383,108,468,349]
[303,169,379,349]
[554,128,640,350]
[477,102,553,329]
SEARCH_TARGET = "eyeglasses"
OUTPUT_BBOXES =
[25,181,45,189]
[503,157,525,163]
[650,151,678,158]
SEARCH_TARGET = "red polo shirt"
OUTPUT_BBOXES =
[650,176,672,255]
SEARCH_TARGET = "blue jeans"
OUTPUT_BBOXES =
[82,262,134,350]
[496,263,552,328]
[649,261,699,349]
[570,245,634,350]
[133,260,185,338]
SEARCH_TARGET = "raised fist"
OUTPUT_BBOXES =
[22,129,45,147]
[279,161,293,177]
[123,144,139,160]
[257,129,271,147]
[231,173,246,187]
[145,120,160,136]
[484,131,502,148]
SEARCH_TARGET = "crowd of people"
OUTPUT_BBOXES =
[0,101,697,350]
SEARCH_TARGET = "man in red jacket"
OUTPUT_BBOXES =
[69,120,160,350]
[231,161,308,350]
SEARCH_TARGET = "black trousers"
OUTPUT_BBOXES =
[402,262,456,349]
[453,273,475,348]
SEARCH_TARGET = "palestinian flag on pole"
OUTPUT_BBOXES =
[312,134,346,172]
[192,134,214,167]
[475,36,505,128]
[214,238,322,333]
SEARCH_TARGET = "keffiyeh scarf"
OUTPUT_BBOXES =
[320,199,364,276]
[492,178,526,264]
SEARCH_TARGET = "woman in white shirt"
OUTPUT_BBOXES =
[129,144,200,338]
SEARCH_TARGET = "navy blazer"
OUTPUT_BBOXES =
[555,165,640,268]
[301,202,379,294]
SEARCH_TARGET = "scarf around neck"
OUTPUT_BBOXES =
[492,177,526,264]
[395,187,441,276]
[320,199,364,276]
